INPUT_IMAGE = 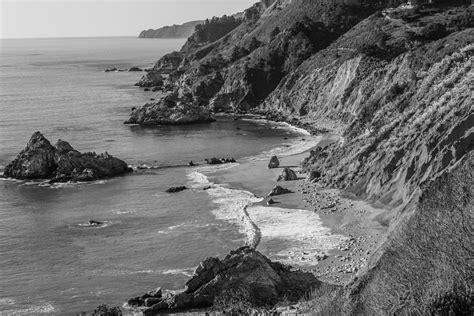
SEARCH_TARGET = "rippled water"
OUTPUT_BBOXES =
[0,37,306,314]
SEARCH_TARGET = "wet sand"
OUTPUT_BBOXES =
[207,134,390,285]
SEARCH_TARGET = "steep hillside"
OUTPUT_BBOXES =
[139,21,203,39]
[132,0,410,120]
[128,1,473,314]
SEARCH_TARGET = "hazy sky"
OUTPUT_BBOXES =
[0,0,256,39]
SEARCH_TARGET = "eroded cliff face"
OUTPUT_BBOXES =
[283,27,474,207]
[129,2,473,314]
[346,153,473,315]
[132,0,407,123]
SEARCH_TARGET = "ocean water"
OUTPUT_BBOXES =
[0,37,318,314]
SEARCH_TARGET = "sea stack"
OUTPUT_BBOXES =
[3,132,132,182]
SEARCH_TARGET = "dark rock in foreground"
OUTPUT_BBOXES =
[268,155,280,169]
[125,94,215,125]
[128,247,319,315]
[277,167,298,181]
[3,132,132,182]
[166,186,187,193]
[268,185,292,196]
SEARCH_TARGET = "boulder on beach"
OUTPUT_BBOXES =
[277,167,298,181]
[166,186,187,193]
[268,155,280,169]
[105,67,117,72]
[3,132,132,182]
[268,185,292,196]
[128,247,320,314]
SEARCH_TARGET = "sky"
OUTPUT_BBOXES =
[0,0,256,39]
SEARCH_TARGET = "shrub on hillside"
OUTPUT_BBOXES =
[419,22,448,40]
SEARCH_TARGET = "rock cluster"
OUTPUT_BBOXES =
[205,157,236,165]
[3,132,132,182]
[125,94,216,125]
[128,247,320,314]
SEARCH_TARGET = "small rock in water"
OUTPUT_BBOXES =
[89,220,103,226]
[166,186,187,193]
[267,199,276,205]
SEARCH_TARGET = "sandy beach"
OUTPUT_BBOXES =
[197,132,390,285]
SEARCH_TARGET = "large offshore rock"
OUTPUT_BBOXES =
[3,132,132,182]
[125,94,215,125]
[128,247,319,314]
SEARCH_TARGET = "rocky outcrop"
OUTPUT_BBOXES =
[268,155,280,168]
[125,94,216,125]
[268,185,292,196]
[139,21,203,39]
[128,247,320,314]
[205,157,236,165]
[134,0,402,111]
[277,167,298,181]
[3,132,132,182]
[166,186,187,193]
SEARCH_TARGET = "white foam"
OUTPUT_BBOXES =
[0,303,55,314]
[187,167,346,267]
[245,136,322,161]
[107,209,136,215]
[243,118,311,136]
[76,220,113,229]
[161,268,194,277]
[187,171,262,247]
[0,298,15,306]
[247,205,346,266]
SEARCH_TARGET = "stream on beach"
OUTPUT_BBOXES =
[0,37,343,314]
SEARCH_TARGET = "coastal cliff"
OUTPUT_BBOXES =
[128,0,473,314]
[139,21,203,39]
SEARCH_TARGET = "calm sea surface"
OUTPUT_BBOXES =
[0,37,307,314]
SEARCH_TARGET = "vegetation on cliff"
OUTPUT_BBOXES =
[128,0,473,314]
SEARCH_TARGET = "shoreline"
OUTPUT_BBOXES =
[195,129,389,285]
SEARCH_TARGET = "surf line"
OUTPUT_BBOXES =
[241,204,261,249]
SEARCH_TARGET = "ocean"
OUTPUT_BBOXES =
[0,37,324,314]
